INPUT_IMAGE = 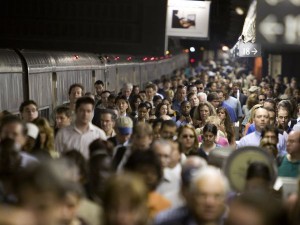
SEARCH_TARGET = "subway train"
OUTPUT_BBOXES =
[0,49,188,118]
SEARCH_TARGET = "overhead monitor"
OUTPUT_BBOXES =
[166,0,211,39]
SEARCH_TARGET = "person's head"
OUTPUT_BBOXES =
[124,150,162,191]
[207,92,220,109]
[197,92,207,103]
[115,96,131,115]
[16,162,71,225]
[115,117,133,145]
[94,80,104,96]
[165,89,175,101]
[162,78,171,90]
[160,120,177,140]
[217,107,230,122]
[19,100,39,122]
[195,102,216,123]
[226,193,284,225]
[266,108,276,125]
[253,108,270,132]
[100,91,111,106]
[33,117,54,150]
[180,101,192,117]
[122,83,133,99]
[88,145,113,197]
[137,103,149,120]
[103,173,148,225]
[202,123,218,144]
[187,84,197,95]
[232,81,241,93]
[100,109,117,135]
[131,123,153,151]
[0,115,27,147]
[258,93,266,104]
[245,162,272,192]
[286,131,300,159]
[130,95,143,112]
[75,97,95,125]
[145,83,155,101]
[55,106,72,129]
[153,95,163,107]
[151,139,172,168]
[138,91,147,102]
[187,166,228,223]
[176,85,187,102]
[261,125,279,146]
[178,125,199,153]
[187,92,200,107]
[246,93,259,110]
[277,108,290,130]
[195,80,204,93]
[107,94,117,108]
[155,102,168,118]
[68,84,84,104]
[132,85,140,95]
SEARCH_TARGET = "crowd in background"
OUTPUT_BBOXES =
[0,59,300,225]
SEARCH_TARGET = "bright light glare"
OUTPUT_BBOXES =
[235,7,244,15]
[222,46,229,51]
[190,47,195,52]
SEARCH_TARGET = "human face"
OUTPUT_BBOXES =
[145,88,154,101]
[55,113,71,129]
[100,113,115,134]
[258,95,265,103]
[160,125,177,140]
[181,102,191,116]
[218,92,225,102]
[268,111,275,125]
[21,104,38,122]
[117,100,128,114]
[200,106,210,122]
[190,176,226,223]
[154,142,172,168]
[131,135,153,151]
[60,193,80,225]
[217,110,226,121]
[189,94,200,107]
[177,88,187,101]
[263,102,275,110]
[134,99,142,111]
[253,108,269,132]
[139,93,147,102]
[122,88,132,98]
[101,92,110,105]
[211,83,217,92]
[277,109,289,129]
[75,103,94,125]
[196,84,204,93]
[203,131,215,144]
[0,122,26,147]
[169,141,181,167]
[69,87,83,103]
[159,105,168,116]
[210,99,220,109]
[263,131,278,145]
[95,84,104,96]
[189,86,197,94]
[138,107,148,119]
[179,128,196,150]
[286,131,300,156]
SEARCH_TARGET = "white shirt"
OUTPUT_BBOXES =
[55,123,106,159]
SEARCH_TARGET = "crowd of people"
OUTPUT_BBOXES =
[0,60,300,225]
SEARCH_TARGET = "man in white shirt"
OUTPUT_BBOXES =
[55,97,106,159]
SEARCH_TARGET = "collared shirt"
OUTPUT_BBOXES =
[224,96,243,119]
[55,123,106,159]
[237,130,287,156]
[106,129,116,139]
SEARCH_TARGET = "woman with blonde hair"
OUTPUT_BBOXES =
[177,124,199,155]
[192,101,216,128]
[33,117,59,158]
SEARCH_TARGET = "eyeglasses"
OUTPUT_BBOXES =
[259,98,265,101]
[197,87,204,90]
[182,134,195,139]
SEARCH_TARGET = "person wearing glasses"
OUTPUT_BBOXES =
[258,93,266,104]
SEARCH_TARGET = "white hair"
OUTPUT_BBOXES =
[197,92,207,102]
[123,83,133,90]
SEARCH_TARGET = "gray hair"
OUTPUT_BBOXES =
[123,83,133,90]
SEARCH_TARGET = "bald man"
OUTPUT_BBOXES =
[278,131,300,177]
[237,108,287,156]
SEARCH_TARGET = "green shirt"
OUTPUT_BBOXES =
[278,155,300,178]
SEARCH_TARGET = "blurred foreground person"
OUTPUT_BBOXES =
[155,166,228,225]
[102,173,149,225]
[0,206,36,225]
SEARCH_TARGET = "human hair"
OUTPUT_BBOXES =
[94,80,104,86]
[207,92,219,102]
[194,79,204,85]
[203,123,218,136]
[246,162,272,182]
[193,102,216,122]
[261,125,279,139]
[55,106,72,118]
[155,103,169,118]
[277,100,292,117]
[187,92,197,101]
[249,104,263,123]
[102,173,148,225]
[33,117,55,152]
[63,150,87,184]
[100,109,117,121]
[145,83,156,90]
[124,150,162,191]
[138,102,149,110]
[160,119,177,130]
[190,166,229,194]
[178,124,199,151]
[68,83,84,95]
[130,95,143,111]
[132,122,153,138]
[122,83,133,90]
[19,100,38,113]
[0,115,27,136]
[115,95,132,114]
[246,93,259,110]
[89,139,113,158]
[216,107,234,142]
[75,96,95,111]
